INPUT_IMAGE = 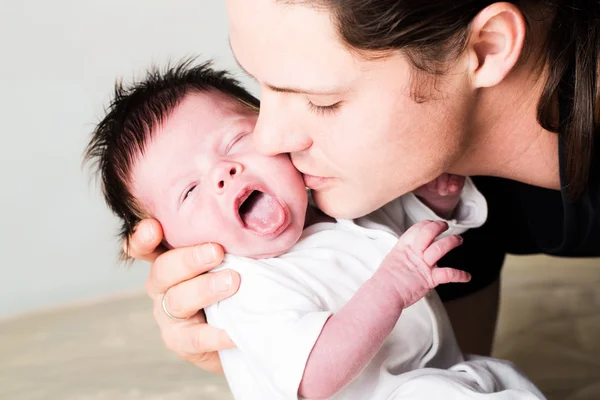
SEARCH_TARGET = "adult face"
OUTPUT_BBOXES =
[226,0,475,218]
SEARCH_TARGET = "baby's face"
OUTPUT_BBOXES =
[131,92,308,258]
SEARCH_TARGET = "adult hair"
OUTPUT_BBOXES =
[291,0,599,199]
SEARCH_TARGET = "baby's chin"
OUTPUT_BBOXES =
[228,225,304,259]
[244,247,290,260]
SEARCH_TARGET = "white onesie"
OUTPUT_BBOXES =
[205,179,545,399]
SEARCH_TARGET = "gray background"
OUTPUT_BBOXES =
[0,0,257,317]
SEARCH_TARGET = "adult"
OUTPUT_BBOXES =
[130,0,599,373]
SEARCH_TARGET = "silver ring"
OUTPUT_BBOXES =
[161,293,188,321]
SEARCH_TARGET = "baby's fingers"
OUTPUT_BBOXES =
[422,234,463,266]
[427,177,439,192]
[401,220,449,253]
[447,175,465,194]
[437,173,449,196]
[431,267,471,285]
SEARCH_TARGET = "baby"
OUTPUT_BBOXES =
[85,60,545,400]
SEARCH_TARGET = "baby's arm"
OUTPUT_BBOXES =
[298,220,470,399]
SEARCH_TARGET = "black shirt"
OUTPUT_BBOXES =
[437,87,600,301]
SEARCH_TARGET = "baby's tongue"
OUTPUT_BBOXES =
[239,191,285,235]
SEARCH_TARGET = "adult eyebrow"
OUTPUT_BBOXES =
[229,38,343,96]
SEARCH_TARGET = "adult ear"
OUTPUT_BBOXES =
[466,2,527,89]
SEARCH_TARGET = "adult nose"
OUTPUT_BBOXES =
[253,92,312,156]
[210,161,244,194]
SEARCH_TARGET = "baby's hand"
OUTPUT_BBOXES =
[379,220,470,308]
[413,174,466,219]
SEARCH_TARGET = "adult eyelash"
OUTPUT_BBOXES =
[307,101,342,116]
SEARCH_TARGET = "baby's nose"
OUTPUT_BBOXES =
[212,161,243,194]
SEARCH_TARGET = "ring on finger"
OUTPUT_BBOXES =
[161,292,189,321]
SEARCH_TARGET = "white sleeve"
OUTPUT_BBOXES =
[448,355,546,398]
[401,177,488,236]
[204,256,332,399]
[386,356,546,399]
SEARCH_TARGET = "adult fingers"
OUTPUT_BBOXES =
[161,270,241,319]
[155,312,235,374]
[190,350,226,374]
[145,242,226,298]
[124,219,165,262]
[160,317,236,356]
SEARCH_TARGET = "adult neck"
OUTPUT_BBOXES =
[455,23,561,190]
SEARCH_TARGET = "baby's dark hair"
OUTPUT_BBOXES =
[84,58,260,261]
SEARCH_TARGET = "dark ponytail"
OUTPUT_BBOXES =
[296,0,600,200]
[538,0,599,199]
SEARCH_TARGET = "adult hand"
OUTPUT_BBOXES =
[126,219,241,374]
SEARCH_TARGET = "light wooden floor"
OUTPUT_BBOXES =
[494,256,600,400]
[1,255,598,400]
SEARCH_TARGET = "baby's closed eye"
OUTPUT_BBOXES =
[182,184,197,202]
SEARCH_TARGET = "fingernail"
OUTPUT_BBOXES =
[211,271,233,293]
[195,243,217,265]
[458,236,464,243]
[140,222,154,243]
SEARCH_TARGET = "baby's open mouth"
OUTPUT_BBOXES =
[236,189,288,237]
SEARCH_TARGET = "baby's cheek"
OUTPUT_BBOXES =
[159,209,212,249]
[183,209,223,246]
[159,219,189,249]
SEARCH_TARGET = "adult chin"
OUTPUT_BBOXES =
[311,188,383,220]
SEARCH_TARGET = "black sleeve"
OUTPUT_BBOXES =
[437,138,600,302]
[435,177,512,301]
[437,68,600,301]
